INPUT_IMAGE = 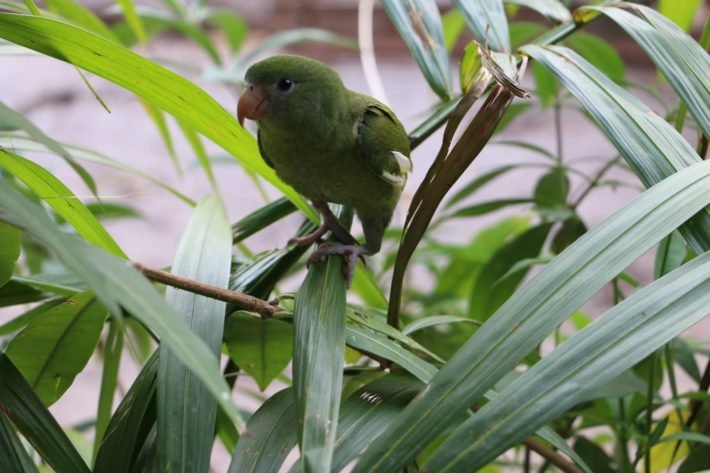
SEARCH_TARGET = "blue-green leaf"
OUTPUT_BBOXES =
[157,195,234,473]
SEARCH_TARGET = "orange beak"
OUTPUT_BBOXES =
[237,85,269,126]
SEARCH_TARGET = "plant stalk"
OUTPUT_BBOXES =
[132,262,280,317]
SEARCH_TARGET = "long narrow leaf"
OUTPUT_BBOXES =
[0,14,316,222]
[228,388,297,473]
[425,252,710,471]
[293,256,346,472]
[505,0,571,23]
[587,4,710,137]
[380,0,452,99]
[94,353,158,473]
[521,44,710,254]
[0,354,90,473]
[157,195,233,473]
[0,179,243,426]
[0,148,125,257]
[354,161,710,472]
[0,133,195,206]
[452,0,510,52]
[0,100,98,197]
[0,414,39,473]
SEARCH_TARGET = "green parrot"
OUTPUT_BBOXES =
[237,55,411,285]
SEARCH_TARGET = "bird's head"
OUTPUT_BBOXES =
[237,55,345,128]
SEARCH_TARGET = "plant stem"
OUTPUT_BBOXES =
[644,352,657,473]
[618,399,632,473]
[523,438,583,473]
[132,262,280,317]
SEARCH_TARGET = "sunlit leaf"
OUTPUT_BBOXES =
[0,14,316,222]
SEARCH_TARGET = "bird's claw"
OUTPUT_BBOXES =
[288,225,328,247]
[306,243,371,287]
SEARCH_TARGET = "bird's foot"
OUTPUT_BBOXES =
[306,243,372,287]
[288,224,328,247]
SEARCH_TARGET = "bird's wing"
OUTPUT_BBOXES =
[355,102,412,187]
[257,129,275,169]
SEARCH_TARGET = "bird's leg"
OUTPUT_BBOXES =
[306,242,372,287]
[288,201,359,247]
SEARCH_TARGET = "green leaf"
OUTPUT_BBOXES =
[345,326,438,383]
[0,299,64,336]
[452,0,510,52]
[228,388,297,473]
[292,375,423,473]
[380,0,452,99]
[441,9,465,52]
[0,132,195,206]
[533,166,569,208]
[504,0,571,23]
[469,223,552,322]
[448,197,531,219]
[551,215,587,253]
[444,164,517,208]
[572,437,615,473]
[0,354,90,473]
[0,101,98,197]
[0,280,46,308]
[531,60,557,106]
[654,230,687,278]
[5,291,106,406]
[657,432,710,446]
[423,251,710,471]
[0,222,20,288]
[116,0,147,44]
[176,119,217,190]
[94,353,158,473]
[509,21,546,50]
[402,315,480,335]
[521,44,710,254]
[133,9,221,64]
[588,4,709,137]
[0,179,243,427]
[45,0,116,39]
[350,263,388,310]
[293,256,346,472]
[0,414,39,473]
[0,149,125,257]
[224,312,293,391]
[353,160,710,473]
[232,197,296,243]
[0,14,316,222]
[207,9,247,53]
[157,195,234,473]
[565,32,625,83]
[93,320,123,462]
[659,0,702,32]
[679,444,710,473]
[347,308,444,363]
[140,100,180,174]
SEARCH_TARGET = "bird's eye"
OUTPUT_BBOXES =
[276,78,294,92]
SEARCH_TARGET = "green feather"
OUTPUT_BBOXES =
[245,55,411,253]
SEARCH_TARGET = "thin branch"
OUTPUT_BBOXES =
[523,437,584,473]
[132,261,280,318]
